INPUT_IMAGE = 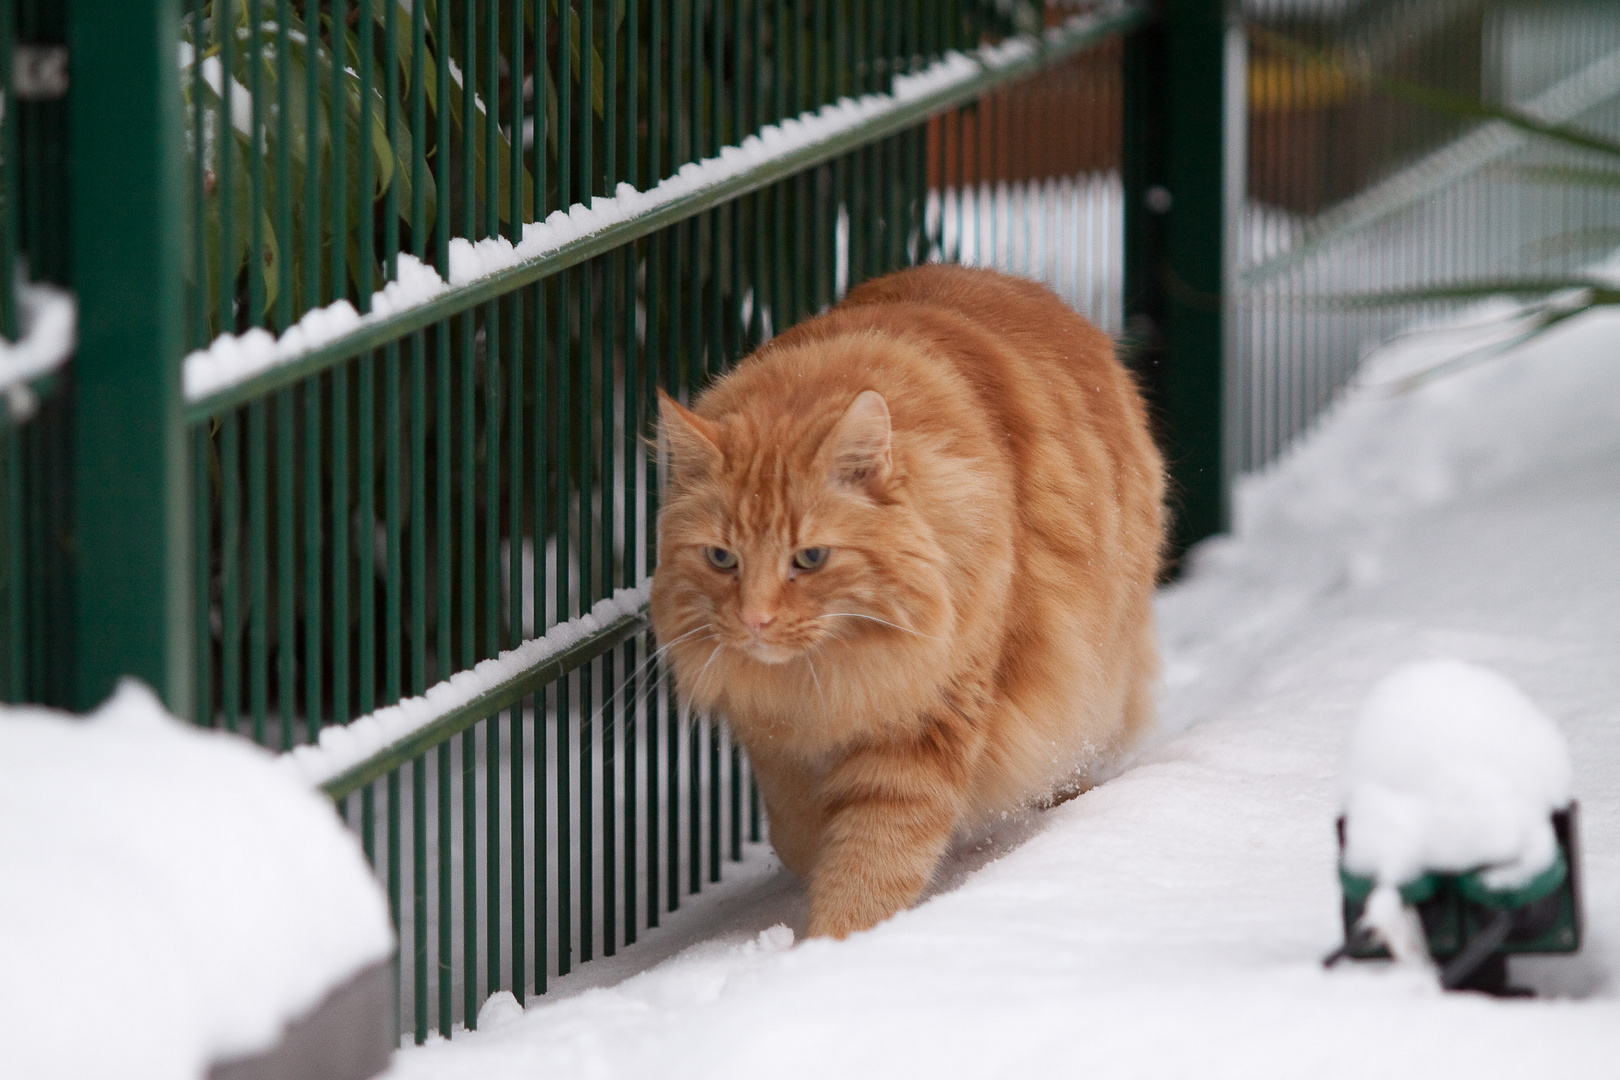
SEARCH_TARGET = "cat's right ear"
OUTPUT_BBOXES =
[657,389,723,486]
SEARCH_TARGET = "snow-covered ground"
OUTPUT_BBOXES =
[376,295,1620,1077]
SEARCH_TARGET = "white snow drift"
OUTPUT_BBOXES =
[0,681,394,1080]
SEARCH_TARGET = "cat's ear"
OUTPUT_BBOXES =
[657,388,723,485]
[821,390,891,490]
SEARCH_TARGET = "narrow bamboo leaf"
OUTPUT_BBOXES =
[369,100,396,195]
[1389,300,1604,394]
[1305,278,1615,307]
[1525,226,1620,261]
[1249,25,1620,162]
[443,56,536,224]
[1495,163,1620,190]
[259,206,281,315]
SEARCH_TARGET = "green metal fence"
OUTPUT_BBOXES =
[1235,0,1620,469]
[16,0,1613,1048]
[8,0,1225,1042]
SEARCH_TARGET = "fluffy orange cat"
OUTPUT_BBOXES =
[650,265,1165,939]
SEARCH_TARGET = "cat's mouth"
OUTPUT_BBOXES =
[741,639,798,665]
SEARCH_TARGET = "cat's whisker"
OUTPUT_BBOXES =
[689,642,726,705]
[805,653,826,706]
[816,612,943,641]
[573,622,714,755]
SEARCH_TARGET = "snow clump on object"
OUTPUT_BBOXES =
[1340,659,1572,894]
[0,680,394,1080]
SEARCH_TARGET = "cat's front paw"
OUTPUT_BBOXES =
[806,884,904,939]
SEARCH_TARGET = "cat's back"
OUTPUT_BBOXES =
[769,265,1151,471]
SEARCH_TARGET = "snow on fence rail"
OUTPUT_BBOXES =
[180,3,1146,421]
[282,584,650,798]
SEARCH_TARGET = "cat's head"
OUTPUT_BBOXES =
[649,381,951,714]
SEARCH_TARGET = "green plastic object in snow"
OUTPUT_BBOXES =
[1329,804,1583,995]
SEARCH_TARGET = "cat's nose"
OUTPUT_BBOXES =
[740,608,774,633]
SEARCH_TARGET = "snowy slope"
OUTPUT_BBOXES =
[387,308,1620,1078]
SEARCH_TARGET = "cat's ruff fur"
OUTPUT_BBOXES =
[650,265,1166,939]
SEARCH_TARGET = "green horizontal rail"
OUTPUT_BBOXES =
[185,4,1149,424]
[320,602,649,802]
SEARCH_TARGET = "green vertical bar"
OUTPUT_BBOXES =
[0,0,15,344]
[249,401,268,744]
[387,767,401,1032]
[408,0,427,707]
[221,415,241,731]
[330,0,348,307]
[507,0,527,1000]
[481,0,502,1006]
[412,753,427,1043]
[708,718,720,882]
[185,0,208,349]
[577,0,598,972]
[1127,2,1229,560]
[623,0,642,951]
[277,391,295,749]
[381,0,402,716]
[380,6,403,1015]
[461,720,476,1022]
[431,0,453,1031]
[457,0,475,673]
[247,1,268,326]
[332,365,349,725]
[437,740,451,1034]
[385,345,402,707]
[68,0,191,713]
[356,0,375,720]
[409,0,429,1024]
[601,0,621,960]
[357,0,374,306]
[274,0,293,328]
[749,772,760,844]
[688,713,700,894]
[457,0,477,1014]
[192,427,211,725]
[531,0,551,999]
[553,0,574,959]
[729,739,741,862]
[305,381,323,740]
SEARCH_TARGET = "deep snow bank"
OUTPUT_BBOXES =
[0,681,394,1080]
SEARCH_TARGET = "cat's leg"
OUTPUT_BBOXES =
[744,744,825,879]
[808,711,981,939]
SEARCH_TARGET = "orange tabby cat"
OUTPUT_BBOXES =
[650,264,1165,939]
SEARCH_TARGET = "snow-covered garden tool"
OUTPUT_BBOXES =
[1323,661,1583,994]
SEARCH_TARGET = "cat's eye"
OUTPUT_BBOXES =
[704,546,739,571]
[792,547,829,571]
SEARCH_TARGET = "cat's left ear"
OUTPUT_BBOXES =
[657,389,723,486]
[821,390,891,490]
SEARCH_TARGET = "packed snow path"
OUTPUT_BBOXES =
[387,309,1620,1078]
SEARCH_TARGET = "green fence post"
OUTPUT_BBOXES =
[1125,0,1231,565]
[68,0,192,714]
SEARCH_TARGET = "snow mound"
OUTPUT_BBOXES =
[1340,659,1571,893]
[0,681,394,1080]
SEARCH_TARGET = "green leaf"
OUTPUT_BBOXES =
[1524,226,1620,262]
[1383,299,1606,394]
[442,53,536,223]
[1248,25,1620,162]
[369,95,396,196]
[1494,163,1620,190]
[1302,278,1619,307]
[259,206,281,316]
